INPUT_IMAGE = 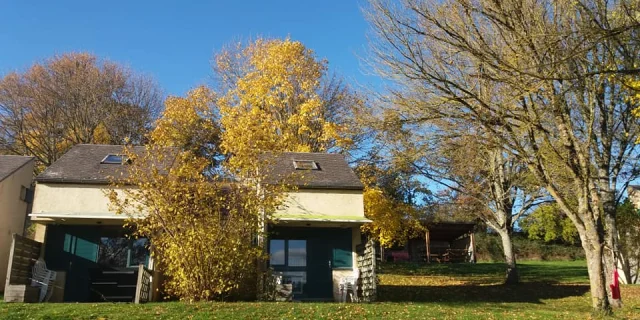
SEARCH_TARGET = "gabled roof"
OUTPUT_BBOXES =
[422,221,476,242]
[36,145,364,190]
[0,155,34,183]
[267,152,364,190]
[35,144,171,184]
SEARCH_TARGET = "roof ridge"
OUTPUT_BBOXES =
[283,151,343,155]
[76,143,129,147]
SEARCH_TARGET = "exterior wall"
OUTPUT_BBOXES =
[278,189,364,218]
[331,226,362,301]
[33,223,47,242]
[33,184,365,220]
[31,183,126,218]
[0,160,34,293]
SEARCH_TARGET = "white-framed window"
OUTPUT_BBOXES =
[101,154,130,164]
[292,160,318,170]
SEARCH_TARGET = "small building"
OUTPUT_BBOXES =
[21,145,369,302]
[0,155,35,293]
[268,152,370,301]
[383,222,476,263]
[620,186,640,284]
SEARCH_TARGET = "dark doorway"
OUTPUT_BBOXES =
[268,226,352,300]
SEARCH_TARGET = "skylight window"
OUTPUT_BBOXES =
[101,154,129,165]
[293,160,319,170]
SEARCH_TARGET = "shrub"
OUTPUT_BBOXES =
[474,232,584,262]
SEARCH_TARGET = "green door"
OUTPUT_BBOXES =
[306,238,333,299]
[65,231,99,301]
[269,227,352,300]
[44,225,100,302]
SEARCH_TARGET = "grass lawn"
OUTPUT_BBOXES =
[2,261,639,320]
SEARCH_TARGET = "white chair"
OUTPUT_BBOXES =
[31,258,57,302]
[339,269,359,303]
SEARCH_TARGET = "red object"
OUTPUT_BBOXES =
[391,251,410,262]
[610,269,621,300]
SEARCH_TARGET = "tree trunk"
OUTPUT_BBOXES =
[497,229,518,285]
[582,231,612,314]
[603,217,623,307]
[601,191,623,307]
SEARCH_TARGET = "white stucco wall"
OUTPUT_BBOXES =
[0,160,34,292]
[33,185,366,220]
[31,183,128,219]
[277,189,365,218]
[331,226,363,301]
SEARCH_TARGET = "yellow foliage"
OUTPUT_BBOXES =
[110,146,286,301]
[216,38,350,174]
[630,80,640,144]
[151,86,220,156]
[361,187,424,248]
[92,123,112,144]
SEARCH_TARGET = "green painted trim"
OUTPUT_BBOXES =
[274,213,371,222]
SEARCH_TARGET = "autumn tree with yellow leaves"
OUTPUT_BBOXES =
[356,161,426,248]
[151,86,222,165]
[110,38,361,301]
[110,87,286,301]
[213,38,362,172]
[110,145,285,301]
[0,53,162,171]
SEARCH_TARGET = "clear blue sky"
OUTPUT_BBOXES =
[0,0,375,96]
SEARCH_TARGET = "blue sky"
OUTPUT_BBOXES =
[0,0,375,96]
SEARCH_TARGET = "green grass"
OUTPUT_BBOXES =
[379,260,590,284]
[2,261,639,320]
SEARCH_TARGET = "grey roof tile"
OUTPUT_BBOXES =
[37,145,364,190]
[267,152,364,190]
[0,155,34,182]
[35,144,159,184]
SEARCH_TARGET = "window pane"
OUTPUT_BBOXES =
[293,160,318,170]
[333,248,352,268]
[98,237,129,268]
[269,240,285,265]
[128,238,150,267]
[282,271,306,294]
[288,240,306,267]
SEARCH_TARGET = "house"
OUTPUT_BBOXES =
[23,145,369,302]
[0,155,35,293]
[267,152,370,301]
[620,186,640,284]
[27,145,158,302]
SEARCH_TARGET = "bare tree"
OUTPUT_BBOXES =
[366,0,640,313]
[384,121,546,284]
[0,53,162,170]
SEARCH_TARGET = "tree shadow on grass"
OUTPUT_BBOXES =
[379,261,590,284]
[377,283,590,303]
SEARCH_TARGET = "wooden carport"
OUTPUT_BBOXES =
[380,222,476,263]
[422,222,476,263]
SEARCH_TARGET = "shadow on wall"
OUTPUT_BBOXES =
[377,283,590,303]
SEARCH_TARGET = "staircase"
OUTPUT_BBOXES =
[89,268,138,302]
